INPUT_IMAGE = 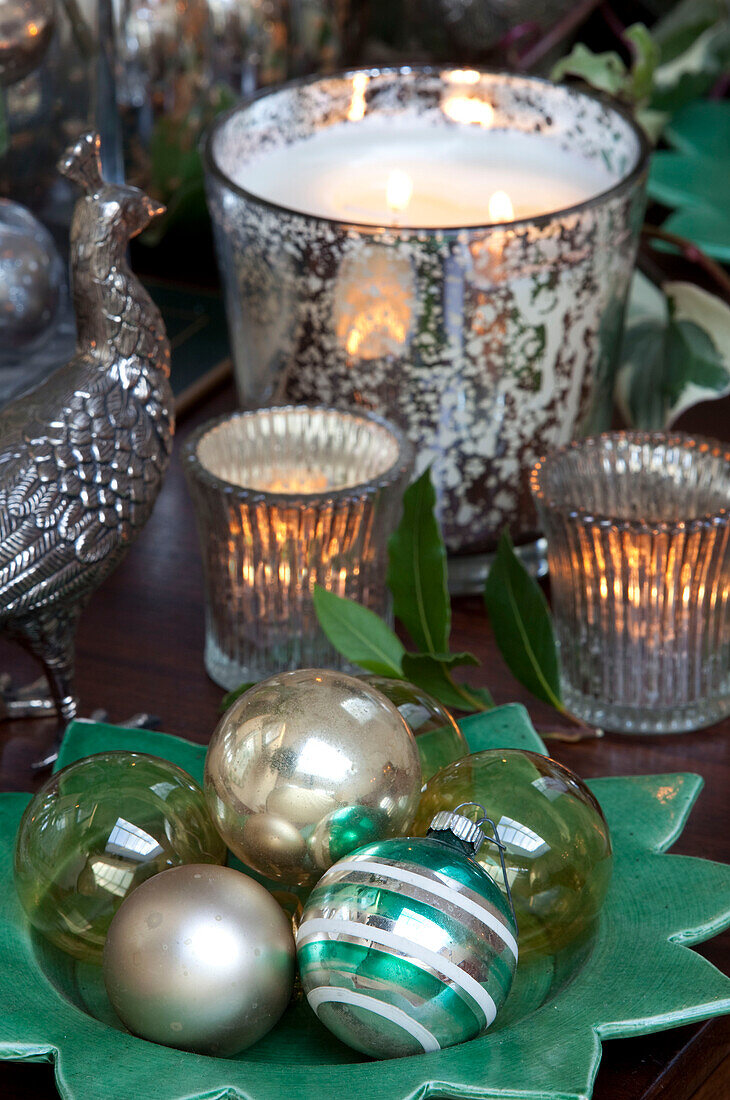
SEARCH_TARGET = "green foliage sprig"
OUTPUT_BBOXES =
[550,6,730,139]
[549,8,730,431]
[551,23,660,114]
[311,469,571,720]
[313,470,491,713]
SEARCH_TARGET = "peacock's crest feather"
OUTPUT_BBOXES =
[58,132,103,195]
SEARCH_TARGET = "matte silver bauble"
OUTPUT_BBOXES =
[0,199,63,352]
[204,669,422,888]
[0,0,55,86]
[103,864,296,1056]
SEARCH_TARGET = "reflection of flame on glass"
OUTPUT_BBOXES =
[386,169,413,216]
[255,469,331,494]
[444,69,481,85]
[335,249,414,360]
[442,95,494,127]
[348,73,369,121]
[488,190,515,223]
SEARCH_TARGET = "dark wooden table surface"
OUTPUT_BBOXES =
[0,379,728,1099]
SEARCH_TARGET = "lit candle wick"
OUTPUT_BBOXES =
[386,169,413,224]
[488,190,515,223]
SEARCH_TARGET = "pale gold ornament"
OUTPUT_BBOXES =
[204,669,422,887]
[103,864,295,1056]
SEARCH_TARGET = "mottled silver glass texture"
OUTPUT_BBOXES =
[203,67,649,585]
[183,406,413,688]
[531,433,730,734]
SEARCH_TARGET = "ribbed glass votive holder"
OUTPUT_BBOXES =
[531,433,730,734]
[183,406,414,688]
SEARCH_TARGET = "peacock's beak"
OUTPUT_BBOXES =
[145,198,166,222]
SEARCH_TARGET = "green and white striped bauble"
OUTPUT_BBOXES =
[296,817,518,1059]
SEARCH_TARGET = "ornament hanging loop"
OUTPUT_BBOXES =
[451,802,518,932]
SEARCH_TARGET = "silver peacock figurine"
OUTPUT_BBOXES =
[0,132,174,764]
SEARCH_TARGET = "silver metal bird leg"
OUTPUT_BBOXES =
[0,675,62,718]
[27,711,164,772]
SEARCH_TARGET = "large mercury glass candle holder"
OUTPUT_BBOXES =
[203,66,650,591]
[182,406,414,688]
[531,433,730,734]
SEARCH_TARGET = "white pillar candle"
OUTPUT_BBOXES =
[233,115,615,228]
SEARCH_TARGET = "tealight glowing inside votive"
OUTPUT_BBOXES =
[183,407,415,687]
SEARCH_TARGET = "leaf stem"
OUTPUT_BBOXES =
[443,670,491,712]
[517,0,602,70]
[599,1,627,46]
[642,225,730,301]
[536,722,604,742]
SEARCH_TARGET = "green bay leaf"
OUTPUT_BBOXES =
[663,206,730,263]
[484,530,563,712]
[401,653,489,713]
[312,585,405,677]
[386,468,450,655]
[646,99,730,259]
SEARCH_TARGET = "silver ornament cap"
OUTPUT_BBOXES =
[427,809,485,853]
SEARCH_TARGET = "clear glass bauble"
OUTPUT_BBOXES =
[14,751,227,961]
[415,749,613,958]
[360,676,467,783]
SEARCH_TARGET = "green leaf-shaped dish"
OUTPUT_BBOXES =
[1,709,729,1100]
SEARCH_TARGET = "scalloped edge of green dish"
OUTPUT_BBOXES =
[0,706,727,1100]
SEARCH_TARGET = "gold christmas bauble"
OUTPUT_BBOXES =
[204,669,422,888]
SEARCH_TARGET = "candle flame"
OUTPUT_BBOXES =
[442,95,494,127]
[386,169,413,215]
[347,73,369,122]
[27,20,39,35]
[488,190,515,223]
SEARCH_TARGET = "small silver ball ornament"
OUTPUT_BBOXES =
[103,864,296,1056]
[0,199,63,352]
[204,669,422,888]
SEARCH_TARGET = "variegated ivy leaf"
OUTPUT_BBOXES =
[615,273,730,430]
[551,23,659,114]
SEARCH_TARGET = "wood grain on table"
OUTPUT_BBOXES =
[0,382,728,1100]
